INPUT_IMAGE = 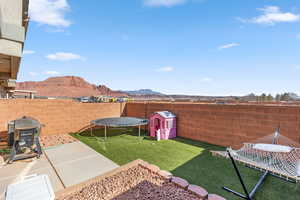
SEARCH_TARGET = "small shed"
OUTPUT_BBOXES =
[149,111,176,140]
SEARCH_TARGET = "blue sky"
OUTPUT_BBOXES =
[19,0,300,96]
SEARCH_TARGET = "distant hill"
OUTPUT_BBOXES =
[16,76,128,98]
[123,89,165,96]
[16,76,257,102]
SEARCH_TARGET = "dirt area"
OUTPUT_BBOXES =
[56,165,201,200]
[40,134,77,148]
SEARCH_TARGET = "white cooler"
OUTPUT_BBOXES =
[6,174,55,200]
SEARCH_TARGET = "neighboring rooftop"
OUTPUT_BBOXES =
[155,111,176,118]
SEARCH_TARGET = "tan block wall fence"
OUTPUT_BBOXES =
[125,102,300,148]
[1,100,300,148]
[0,99,125,136]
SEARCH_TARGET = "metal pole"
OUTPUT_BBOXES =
[226,150,251,200]
[139,125,141,138]
[249,170,268,198]
[90,124,93,137]
[223,187,248,199]
[105,126,107,140]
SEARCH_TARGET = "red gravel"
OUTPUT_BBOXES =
[40,134,77,148]
[56,165,202,200]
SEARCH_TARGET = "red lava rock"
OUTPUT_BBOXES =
[188,185,208,199]
[207,194,226,200]
[56,165,202,200]
[40,134,77,148]
[147,164,160,173]
[171,176,189,189]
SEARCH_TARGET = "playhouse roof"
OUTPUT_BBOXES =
[155,111,176,118]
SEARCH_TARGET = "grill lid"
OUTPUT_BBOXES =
[13,116,41,130]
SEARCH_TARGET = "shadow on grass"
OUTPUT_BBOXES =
[72,128,149,152]
[170,138,300,200]
[71,130,300,200]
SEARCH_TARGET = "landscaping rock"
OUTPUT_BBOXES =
[56,164,202,200]
[171,176,189,189]
[40,134,77,148]
[188,184,208,199]
[147,164,160,173]
[207,194,226,200]
[158,170,172,179]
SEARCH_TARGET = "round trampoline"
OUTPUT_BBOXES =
[90,117,149,140]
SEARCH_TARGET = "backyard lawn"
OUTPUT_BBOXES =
[72,128,300,200]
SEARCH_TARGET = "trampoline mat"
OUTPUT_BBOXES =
[91,117,148,127]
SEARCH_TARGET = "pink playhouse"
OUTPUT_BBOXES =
[149,111,177,140]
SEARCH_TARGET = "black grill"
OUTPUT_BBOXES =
[8,116,43,163]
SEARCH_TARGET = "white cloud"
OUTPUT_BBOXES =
[29,0,71,27]
[144,0,187,7]
[218,43,240,50]
[44,71,60,75]
[200,77,213,83]
[23,50,36,55]
[156,66,174,72]
[46,52,85,61]
[241,6,300,25]
[295,65,300,70]
[29,72,39,76]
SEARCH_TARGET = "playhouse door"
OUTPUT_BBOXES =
[154,118,161,131]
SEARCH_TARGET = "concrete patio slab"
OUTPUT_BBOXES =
[44,141,119,187]
[29,165,64,192]
[0,141,119,200]
[0,156,64,200]
[44,142,96,165]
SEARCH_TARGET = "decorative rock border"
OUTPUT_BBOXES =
[171,176,189,188]
[158,170,172,179]
[188,184,209,199]
[135,160,226,200]
[208,194,226,200]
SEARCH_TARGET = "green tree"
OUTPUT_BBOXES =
[261,93,266,102]
[281,93,289,101]
[267,94,274,101]
[275,94,281,101]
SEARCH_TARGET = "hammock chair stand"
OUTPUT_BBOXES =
[223,150,269,200]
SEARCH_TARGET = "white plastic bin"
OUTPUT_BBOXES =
[6,174,55,200]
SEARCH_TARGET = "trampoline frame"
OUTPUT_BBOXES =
[90,117,149,140]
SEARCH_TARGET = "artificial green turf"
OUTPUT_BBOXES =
[72,128,300,200]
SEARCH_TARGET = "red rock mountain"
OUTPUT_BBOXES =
[16,76,128,98]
